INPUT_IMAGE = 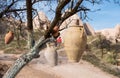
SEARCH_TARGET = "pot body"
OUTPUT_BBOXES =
[64,26,87,62]
[5,31,14,44]
[44,42,58,66]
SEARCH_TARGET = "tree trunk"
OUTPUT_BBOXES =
[26,0,34,49]
[27,30,34,48]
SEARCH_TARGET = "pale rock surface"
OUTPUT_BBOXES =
[84,22,96,36]
[33,11,50,30]
[96,24,120,43]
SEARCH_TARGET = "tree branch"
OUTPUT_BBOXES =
[44,0,71,38]
[32,0,43,5]
[73,0,83,10]
[0,0,18,18]
[58,0,85,26]
[3,1,90,78]
[3,36,52,78]
[7,8,27,12]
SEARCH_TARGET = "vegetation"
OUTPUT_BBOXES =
[1,32,120,77]
[0,30,44,54]
[0,0,120,78]
[87,34,120,64]
[82,34,120,77]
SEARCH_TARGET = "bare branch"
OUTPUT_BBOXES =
[58,0,86,26]
[73,0,83,11]
[85,0,102,5]
[7,8,27,12]
[3,36,52,78]
[44,0,71,38]
[70,0,74,10]
[32,0,42,5]
[0,0,18,18]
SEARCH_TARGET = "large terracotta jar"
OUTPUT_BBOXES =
[5,31,14,44]
[63,26,87,62]
[44,42,58,66]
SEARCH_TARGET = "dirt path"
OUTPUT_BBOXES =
[31,60,118,78]
[16,65,61,78]
[0,49,119,78]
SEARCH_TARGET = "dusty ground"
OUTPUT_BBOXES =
[30,61,118,78]
[0,50,119,78]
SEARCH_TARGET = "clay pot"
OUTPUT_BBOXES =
[63,26,87,62]
[52,26,60,38]
[5,31,14,44]
[44,42,58,66]
[53,26,59,32]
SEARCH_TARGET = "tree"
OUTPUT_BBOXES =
[0,0,41,48]
[26,0,34,49]
[0,0,27,18]
[3,0,120,78]
[97,34,111,58]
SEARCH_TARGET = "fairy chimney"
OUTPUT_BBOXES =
[33,11,50,30]
[84,22,96,36]
[96,24,120,43]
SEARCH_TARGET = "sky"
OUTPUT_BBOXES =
[34,1,120,31]
[84,1,120,30]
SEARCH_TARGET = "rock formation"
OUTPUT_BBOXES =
[96,24,120,43]
[84,22,96,36]
[33,11,50,30]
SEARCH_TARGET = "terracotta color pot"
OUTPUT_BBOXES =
[44,42,58,66]
[52,26,60,38]
[5,31,14,44]
[64,26,87,62]
[53,26,59,32]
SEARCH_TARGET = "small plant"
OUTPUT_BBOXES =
[4,48,16,54]
[106,52,117,65]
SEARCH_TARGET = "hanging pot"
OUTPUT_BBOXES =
[44,42,58,66]
[52,26,60,38]
[53,26,59,32]
[64,26,87,62]
[5,31,14,44]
